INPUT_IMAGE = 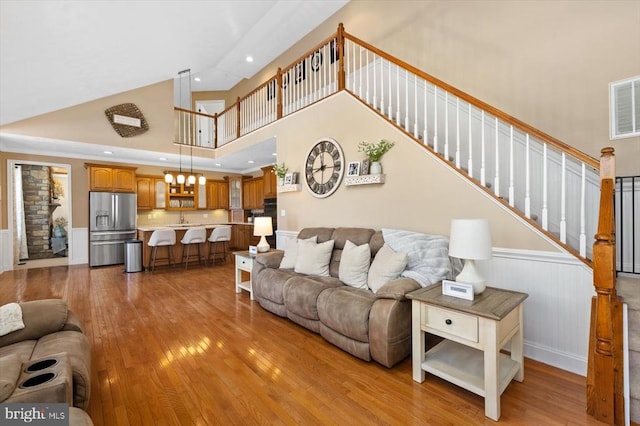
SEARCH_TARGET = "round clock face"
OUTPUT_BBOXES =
[304,138,345,198]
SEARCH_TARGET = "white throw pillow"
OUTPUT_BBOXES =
[294,239,335,276]
[368,244,408,293]
[339,240,371,289]
[279,236,318,269]
[0,303,25,337]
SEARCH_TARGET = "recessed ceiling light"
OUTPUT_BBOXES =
[272,152,277,156]
[246,56,254,63]
[248,160,255,164]
[194,77,201,82]
[159,157,167,161]
[103,151,112,154]
[215,163,222,167]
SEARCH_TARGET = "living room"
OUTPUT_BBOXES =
[0,1,638,424]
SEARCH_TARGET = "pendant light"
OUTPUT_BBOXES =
[176,143,185,184]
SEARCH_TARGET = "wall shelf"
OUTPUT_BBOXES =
[344,174,385,186]
[277,184,302,193]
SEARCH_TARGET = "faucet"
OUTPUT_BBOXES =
[179,212,185,224]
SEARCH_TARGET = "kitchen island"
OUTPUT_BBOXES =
[137,223,259,269]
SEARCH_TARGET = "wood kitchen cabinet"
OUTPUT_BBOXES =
[86,163,136,192]
[230,224,259,250]
[242,178,264,210]
[228,177,243,209]
[136,176,155,210]
[166,182,198,210]
[262,166,277,198]
[207,180,229,210]
[154,179,166,209]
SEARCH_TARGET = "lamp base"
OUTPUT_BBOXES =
[455,259,486,294]
[256,235,270,253]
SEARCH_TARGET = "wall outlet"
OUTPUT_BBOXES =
[281,209,286,217]
[203,213,208,218]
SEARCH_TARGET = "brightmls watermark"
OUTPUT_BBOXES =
[1,404,68,425]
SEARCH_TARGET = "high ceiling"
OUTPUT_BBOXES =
[0,0,348,172]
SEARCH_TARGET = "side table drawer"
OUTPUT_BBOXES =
[236,256,253,272]
[423,304,478,342]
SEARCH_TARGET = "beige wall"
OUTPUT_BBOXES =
[239,92,556,252]
[229,0,640,175]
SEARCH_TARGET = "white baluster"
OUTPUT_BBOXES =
[365,50,370,104]
[388,60,392,119]
[423,80,427,144]
[455,97,460,168]
[579,162,586,257]
[468,103,473,178]
[352,43,356,95]
[433,86,438,153]
[380,59,385,115]
[560,153,567,243]
[480,111,486,186]
[396,65,401,126]
[358,48,363,99]
[494,117,500,197]
[509,126,516,207]
[414,74,418,138]
[373,53,377,110]
[404,69,409,130]
[444,92,449,161]
[525,134,531,218]
[542,143,548,230]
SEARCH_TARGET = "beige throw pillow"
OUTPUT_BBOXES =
[279,236,318,269]
[339,240,371,289]
[294,239,334,276]
[368,244,408,293]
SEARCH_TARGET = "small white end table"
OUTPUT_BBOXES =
[233,250,255,300]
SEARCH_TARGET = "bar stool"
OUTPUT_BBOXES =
[147,228,176,272]
[208,226,231,265]
[180,227,206,269]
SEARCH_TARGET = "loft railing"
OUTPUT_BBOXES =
[587,148,624,425]
[174,23,602,264]
[616,175,639,274]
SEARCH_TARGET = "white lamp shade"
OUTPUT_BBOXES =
[187,174,196,185]
[198,175,206,185]
[448,219,492,260]
[176,174,185,184]
[253,217,273,237]
[164,173,174,183]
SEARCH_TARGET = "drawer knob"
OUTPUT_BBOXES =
[445,319,452,325]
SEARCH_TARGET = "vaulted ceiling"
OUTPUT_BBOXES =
[0,0,348,172]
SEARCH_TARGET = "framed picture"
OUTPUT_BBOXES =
[266,80,276,100]
[291,172,299,184]
[311,50,323,72]
[329,38,340,64]
[347,161,360,177]
[295,60,306,84]
[361,159,370,175]
[284,172,294,185]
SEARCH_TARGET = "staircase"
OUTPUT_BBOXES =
[619,277,640,424]
[174,23,632,424]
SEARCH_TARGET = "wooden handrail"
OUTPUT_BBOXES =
[173,106,216,119]
[342,30,600,170]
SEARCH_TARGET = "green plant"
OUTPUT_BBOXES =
[358,139,395,162]
[272,162,289,178]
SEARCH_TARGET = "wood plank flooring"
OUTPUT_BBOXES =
[0,263,605,425]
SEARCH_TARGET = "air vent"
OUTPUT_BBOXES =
[610,76,640,139]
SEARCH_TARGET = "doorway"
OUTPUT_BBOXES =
[196,100,225,148]
[8,160,72,270]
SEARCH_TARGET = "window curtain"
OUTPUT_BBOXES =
[13,165,28,261]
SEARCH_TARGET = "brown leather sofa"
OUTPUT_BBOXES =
[0,299,91,410]
[252,227,421,368]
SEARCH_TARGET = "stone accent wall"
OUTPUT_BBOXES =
[21,165,53,259]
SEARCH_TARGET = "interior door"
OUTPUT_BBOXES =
[196,100,225,148]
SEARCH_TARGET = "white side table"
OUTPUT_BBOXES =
[407,283,528,421]
[233,251,255,300]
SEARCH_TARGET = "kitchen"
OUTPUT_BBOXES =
[87,163,278,268]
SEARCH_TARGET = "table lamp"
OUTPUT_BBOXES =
[448,218,493,294]
[253,217,273,252]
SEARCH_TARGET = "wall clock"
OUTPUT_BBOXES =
[304,137,344,198]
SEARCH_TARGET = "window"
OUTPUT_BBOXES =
[610,76,640,139]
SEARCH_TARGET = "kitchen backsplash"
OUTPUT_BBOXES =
[136,209,230,226]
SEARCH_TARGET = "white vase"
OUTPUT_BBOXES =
[370,161,382,174]
[278,177,285,186]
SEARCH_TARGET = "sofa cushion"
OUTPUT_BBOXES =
[279,236,317,269]
[0,340,37,364]
[294,239,334,276]
[318,287,377,342]
[0,353,21,401]
[297,227,334,243]
[368,244,408,293]
[283,276,342,321]
[338,240,371,289]
[0,300,68,348]
[254,268,300,305]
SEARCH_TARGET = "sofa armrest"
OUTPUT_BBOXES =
[374,278,421,301]
[62,310,84,333]
[255,251,284,269]
[0,299,69,348]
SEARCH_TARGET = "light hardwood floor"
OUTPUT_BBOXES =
[0,263,605,425]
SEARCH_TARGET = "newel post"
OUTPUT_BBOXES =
[276,68,283,119]
[337,23,345,92]
[236,97,241,139]
[213,113,218,149]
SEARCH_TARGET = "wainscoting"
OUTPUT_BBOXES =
[276,229,592,376]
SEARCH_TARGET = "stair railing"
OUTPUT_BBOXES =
[174,23,602,263]
[587,147,624,425]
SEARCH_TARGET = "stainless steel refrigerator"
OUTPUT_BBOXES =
[89,192,137,267]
